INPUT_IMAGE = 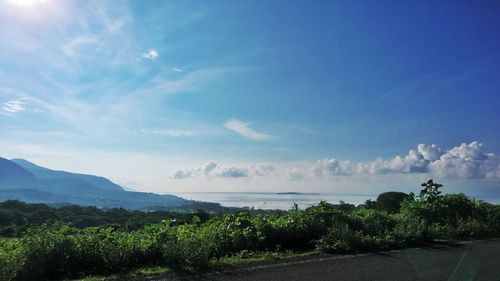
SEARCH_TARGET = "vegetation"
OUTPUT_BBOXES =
[375,191,409,213]
[0,200,272,237]
[0,200,201,237]
[0,180,499,281]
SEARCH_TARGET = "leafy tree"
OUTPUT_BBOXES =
[362,199,377,209]
[376,191,409,213]
[419,179,443,202]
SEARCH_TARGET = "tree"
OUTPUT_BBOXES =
[419,179,443,202]
[376,192,409,213]
[363,199,377,209]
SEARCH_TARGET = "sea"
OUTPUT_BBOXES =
[173,192,377,210]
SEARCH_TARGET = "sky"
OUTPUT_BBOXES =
[0,0,500,196]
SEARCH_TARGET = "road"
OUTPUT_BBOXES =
[151,239,500,281]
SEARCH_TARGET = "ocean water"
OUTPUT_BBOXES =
[173,192,377,210]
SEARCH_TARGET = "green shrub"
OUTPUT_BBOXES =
[454,219,492,238]
[392,214,428,244]
[253,202,351,251]
[350,208,396,236]
[357,234,397,251]
[0,238,23,281]
[167,225,210,268]
[315,224,361,253]
[376,192,409,213]
[472,201,500,234]
[14,227,78,280]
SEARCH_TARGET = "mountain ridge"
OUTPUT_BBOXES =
[0,157,189,209]
[0,157,37,185]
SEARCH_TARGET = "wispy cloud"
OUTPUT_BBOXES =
[143,48,159,59]
[148,67,229,95]
[2,99,26,114]
[142,129,194,137]
[61,36,99,58]
[224,119,270,141]
[0,0,239,139]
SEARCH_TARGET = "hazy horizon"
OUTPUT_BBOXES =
[1,0,499,196]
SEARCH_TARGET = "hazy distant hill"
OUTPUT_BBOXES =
[12,158,124,192]
[0,157,37,187]
[0,157,189,209]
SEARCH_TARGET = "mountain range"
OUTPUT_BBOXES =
[0,157,189,209]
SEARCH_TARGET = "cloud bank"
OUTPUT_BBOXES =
[294,141,500,180]
[171,142,500,183]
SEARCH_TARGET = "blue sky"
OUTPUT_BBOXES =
[1,0,499,195]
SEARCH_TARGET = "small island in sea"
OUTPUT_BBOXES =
[275,192,305,195]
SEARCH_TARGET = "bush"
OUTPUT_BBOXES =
[349,208,396,236]
[0,238,23,281]
[454,219,492,238]
[254,202,351,251]
[376,192,409,213]
[316,224,360,253]
[392,215,428,244]
[168,225,210,268]
[15,227,78,280]
[472,201,500,234]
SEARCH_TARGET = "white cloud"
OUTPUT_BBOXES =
[171,161,275,179]
[287,167,306,181]
[429,142,500,179]
[2,99,26,113]
[216,167,249,178]
[292,141,500,180]
[143,48,159,59]
[311,159,353,176]
[202,161,218,175]
[172,169,197,179]
[171,142,500,183]
[142,129,193,137]
[224,119,270,141]
[172,67,183,72]
[251,163,275,176]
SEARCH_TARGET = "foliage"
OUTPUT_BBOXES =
[316,223,360,253]
[375,191,409,213]
[0,180,499,280]
[0,200,194,237]
[419,179,443,202]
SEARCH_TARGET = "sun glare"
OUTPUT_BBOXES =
[7,0,47,7]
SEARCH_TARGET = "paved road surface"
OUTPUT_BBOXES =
[153,239,500,281]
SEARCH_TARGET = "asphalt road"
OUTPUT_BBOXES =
[153,239,500,281]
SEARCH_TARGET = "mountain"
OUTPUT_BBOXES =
[0,157,189,209]
[11,158,125,197]
[0,157,37,186]
[12,159,124,192]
